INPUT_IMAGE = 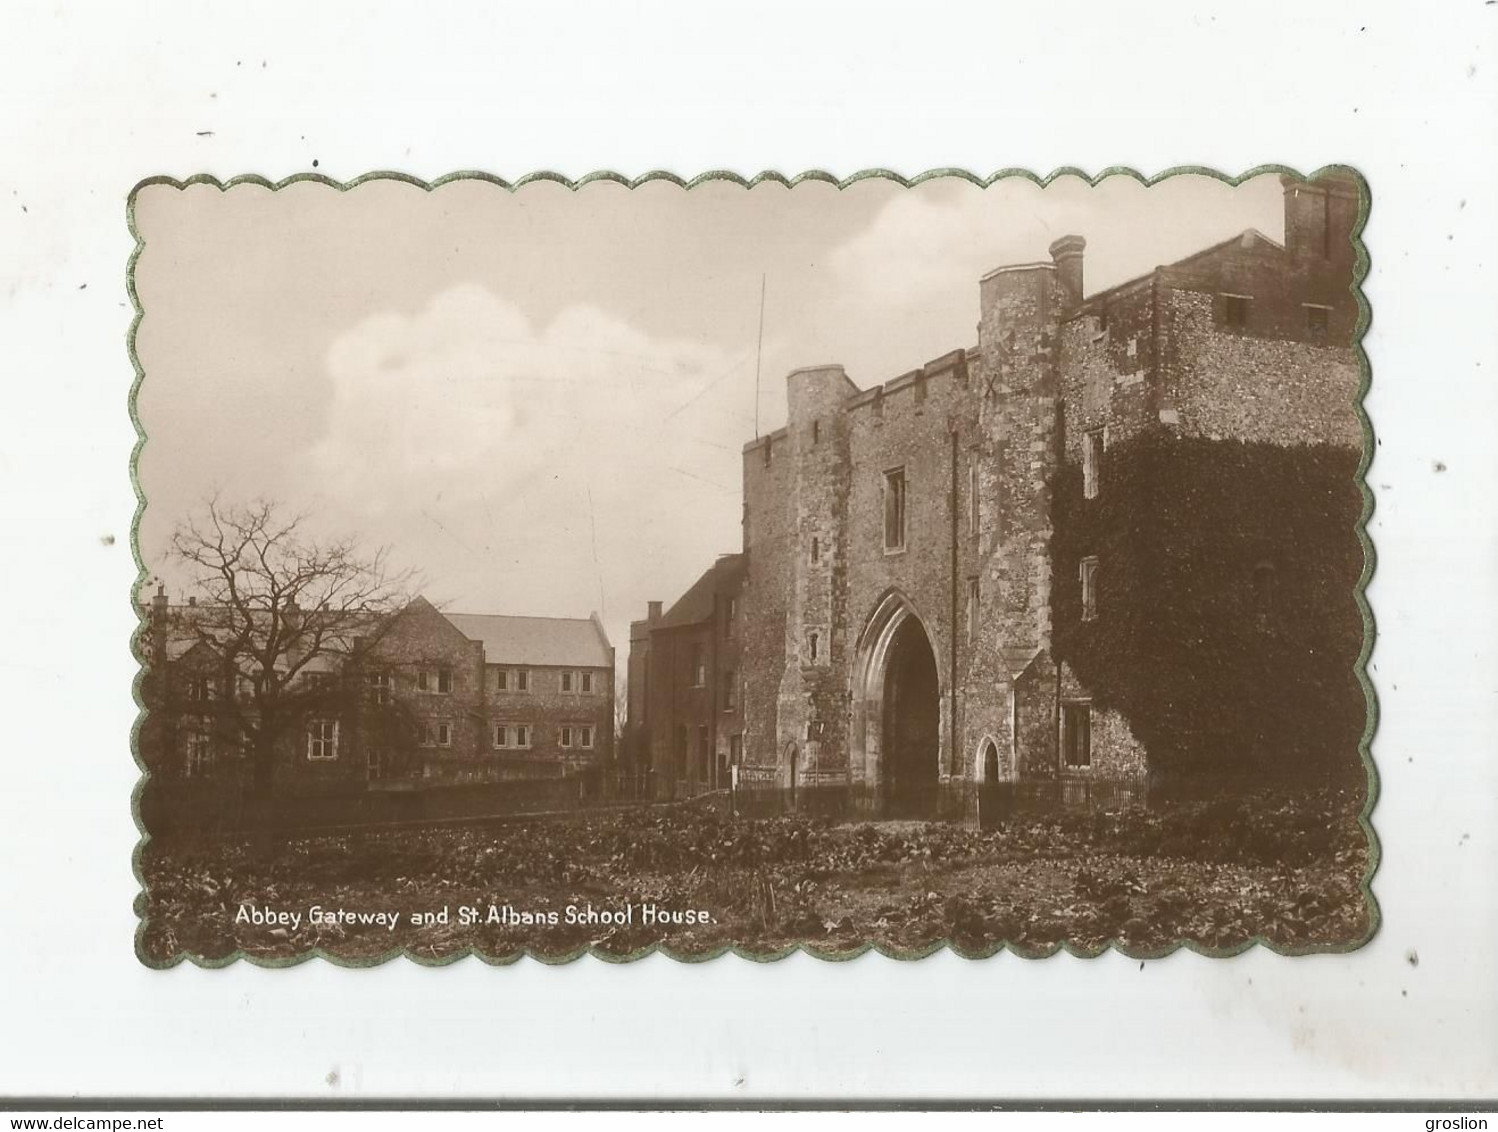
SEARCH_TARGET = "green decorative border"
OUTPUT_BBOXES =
[128,165,1378,968]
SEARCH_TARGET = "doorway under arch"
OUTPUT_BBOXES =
[849,591,944,817]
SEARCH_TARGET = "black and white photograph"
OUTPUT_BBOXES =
[131,169,1375,964]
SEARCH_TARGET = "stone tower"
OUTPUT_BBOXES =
[775,364,857,785]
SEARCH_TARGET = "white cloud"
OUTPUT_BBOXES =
[299,285,750,648]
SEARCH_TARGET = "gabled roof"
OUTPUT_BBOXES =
[1072,228,1287,315]
[657,554,744,630]
[444,612,613,668]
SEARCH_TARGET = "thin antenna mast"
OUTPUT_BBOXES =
[753,273,766,438]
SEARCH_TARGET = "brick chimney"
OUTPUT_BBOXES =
[1281,171,1360,264]
[1048,235,1086,305]
[647,601,663,624]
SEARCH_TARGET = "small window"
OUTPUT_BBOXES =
[811,419,820,445]
[691,644,707,688]
[967,577,980,644]
[883,467,907,552]
[581,672,594,693]
[1221,294,1250,330]
[514,724,530,749]
[494,668,508,692]
[1305,304,1330,342]
[1253,561,1277,623]
[493,724,510,749]
[184,676,215,703]
[561,671,574,693]
[560,726,574,749]
[1080,556,1099,622]
[1062,703,1092,769]
[419,668,454,694]
[367,748,387,781]
[722,668,738,711]
[307,718,339,760]
[579,726,594,750]
[184,723,214,777]
[365,671,392,705]
[811,536,820,564]
[1083,428,1106,500]
[724,595,737,637]
[808,631,820,664]
[516,669,529,692]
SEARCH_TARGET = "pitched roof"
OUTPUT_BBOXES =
[443,612,613,668]
[657,554,744,630]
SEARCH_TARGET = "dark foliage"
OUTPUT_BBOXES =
[1051,430,1367,774]
[139,784,1372,962]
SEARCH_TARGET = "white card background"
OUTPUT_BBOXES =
[0,0,1495,1102]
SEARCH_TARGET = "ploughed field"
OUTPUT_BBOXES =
[138,785,1373,963]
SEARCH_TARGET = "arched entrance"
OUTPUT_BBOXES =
[883,617,940,815]
[982,740,1000,783]
[850,591,944,817]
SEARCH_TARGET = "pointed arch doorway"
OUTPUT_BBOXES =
[850,591,943,818]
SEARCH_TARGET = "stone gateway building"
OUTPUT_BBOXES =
[714,171,1366,816]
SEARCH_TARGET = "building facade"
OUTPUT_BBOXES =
[627,555,745,800]
[725,171,1365,814]
[140,593,615,797]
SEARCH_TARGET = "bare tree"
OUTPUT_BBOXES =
[164,497,415,798]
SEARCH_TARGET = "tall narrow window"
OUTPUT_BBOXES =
[811,536,820,564]
[883,467,907,551]
[1304,304,1330,342]
[1083,428,1106,500]
[1062,703,1092,769]
[721,668,737,710]
[516,669,529,692]
[691,643,706,688]
[561,671,574,693]
[1080,556,1099,622]
[968,459,980,535]
[808,631,820,664]
[967,577,980,643]
[494,668,509,692]
[184,721,214,777]
[724,595,737,637]
[811,419,820,445]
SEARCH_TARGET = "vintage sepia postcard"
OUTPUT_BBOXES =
[130,168,1375,966]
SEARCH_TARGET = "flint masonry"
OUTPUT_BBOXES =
[637,170,1367,815]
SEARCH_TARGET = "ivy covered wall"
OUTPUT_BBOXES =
[1052,430,1366,779]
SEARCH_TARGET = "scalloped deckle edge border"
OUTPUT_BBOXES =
[127,166,1378,967]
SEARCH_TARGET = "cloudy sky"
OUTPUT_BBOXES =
[133,172,1285,656]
